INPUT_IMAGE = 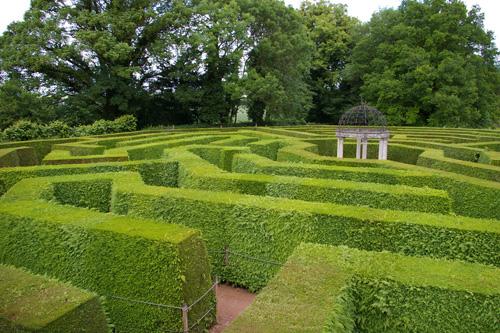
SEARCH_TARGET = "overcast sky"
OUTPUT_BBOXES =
[1,0,498,45]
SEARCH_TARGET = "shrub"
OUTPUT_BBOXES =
[2,120,45,141]
[114,114,138,132]
[1,116,138,142]
[44,120,75,138]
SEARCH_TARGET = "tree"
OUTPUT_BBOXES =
[299,0,359,123]
[242,0,313,125]
[0,0,314,127]
[346,0,499,127]
[0,0,199,126]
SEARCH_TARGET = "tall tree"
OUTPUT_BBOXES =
[0,0,199,126]
[299,0,359,123]
[0,0,314,127]
[346,0,499,127]
[242,0,313,125]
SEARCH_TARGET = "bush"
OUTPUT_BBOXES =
[114,114,138,132]
[2,120,45,141]
[1,116,138,142]
[75,115,138,136]
[44,120,75,138]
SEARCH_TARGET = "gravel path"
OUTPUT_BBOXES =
[210,284,256,333]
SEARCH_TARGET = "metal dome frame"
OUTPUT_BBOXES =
[335,103,390,160]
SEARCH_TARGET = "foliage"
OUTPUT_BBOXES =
[2,120,46,141]
[0,0,314,127]
[227,244,500,333]
[299,1,360,123]
[0,176,213,332]
[346,0,499,127]
[1,115,138,142]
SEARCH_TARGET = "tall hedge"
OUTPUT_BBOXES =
[79,172,500,290]
[0,193,214,332]
[226,244,500,333]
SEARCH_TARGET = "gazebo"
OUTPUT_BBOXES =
[336,103,389,160]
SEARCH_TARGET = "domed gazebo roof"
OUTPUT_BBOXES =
[338,103,387,129]
[336,103,389,138]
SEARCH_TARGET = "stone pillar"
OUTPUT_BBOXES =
[337,137,344,159]
[356,138,362,159]
[361,138,368,159]
[378,139,384,160]
[382,139,388,160]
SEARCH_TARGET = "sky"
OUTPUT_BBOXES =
[0,0,498,45]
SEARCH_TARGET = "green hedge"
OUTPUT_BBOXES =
[125,135,226,160]
[0,137,78,163]
[210,135,258,146]
[101,173,499,290]
[417,149,500,182]
[232,153,500,220]
[0,264,109,333]
[226,244,500,333]
[0,159,178,197]
[276,141,391,168]
[248,140,284,160]
[0,191,214,332]
[42,150,128,165]
[52,142,106,156]
[0,147,38,168]
[173,150,451,214]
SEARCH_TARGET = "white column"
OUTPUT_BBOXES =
[356,138,361,159]
[378,139,384,160]
[337,137,344,159]
[382,139,388,160]
[361,138,368,159]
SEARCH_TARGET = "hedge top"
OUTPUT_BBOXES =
[0,264,98,329]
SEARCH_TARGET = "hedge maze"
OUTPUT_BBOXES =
[0,126,499,332]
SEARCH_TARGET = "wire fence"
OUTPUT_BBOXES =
[110,246,283,332]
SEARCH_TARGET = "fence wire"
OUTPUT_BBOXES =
[111,247,283,332]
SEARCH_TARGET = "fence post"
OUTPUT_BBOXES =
[182,304,189,333]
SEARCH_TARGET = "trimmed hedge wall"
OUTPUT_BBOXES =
[232,153,500,220]
[226,244,500,333]
[0,137,80,163]
[0,177,214,332]
[0,147,38,168]
[0,159,178,197]
[172,150,451,214]
[42,150,128,165]
[0,264,109,333]
[52,143,106,156]
[98,173,500,290]
[124,135,226,160]
[417,149,500,182]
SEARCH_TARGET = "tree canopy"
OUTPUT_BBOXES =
[0,0,498,128]
[346,0,499,127]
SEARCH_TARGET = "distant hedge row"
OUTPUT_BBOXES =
[171,149,452,214]
[1,115,137,142]
[231,152,500,220]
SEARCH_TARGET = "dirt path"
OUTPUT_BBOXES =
[210,284,256,333]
